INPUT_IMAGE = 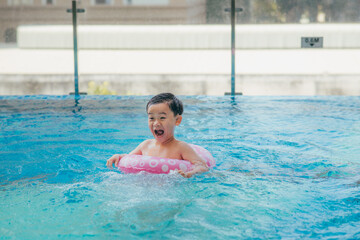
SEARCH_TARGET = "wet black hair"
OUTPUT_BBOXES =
[146,93,183,116]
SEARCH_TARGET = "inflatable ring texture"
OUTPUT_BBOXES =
[118,144,215,174]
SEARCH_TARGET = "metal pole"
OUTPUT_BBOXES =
[230,0,235,96]
[67,1,85,96]
[72,0,79,96]
[224,4,242,96]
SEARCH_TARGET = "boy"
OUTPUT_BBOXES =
[106,93,209,178]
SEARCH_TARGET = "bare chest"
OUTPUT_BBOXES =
[143,145,183,160]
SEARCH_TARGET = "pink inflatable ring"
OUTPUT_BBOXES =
[118,144,215,174]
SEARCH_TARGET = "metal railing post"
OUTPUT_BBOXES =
[225,1,243,96]
[67,1,85,96]
[230,0,236,96]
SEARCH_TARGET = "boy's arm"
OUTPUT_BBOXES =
[106,154,127,169]
[106,140,148,169]
[178,143,209,178]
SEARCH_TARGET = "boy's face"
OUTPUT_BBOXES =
[147,103,182,143]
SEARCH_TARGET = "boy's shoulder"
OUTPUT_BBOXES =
[176,141,199,159]
[141,139,155,146]
[175,140,192,150]
[138,139,155,152]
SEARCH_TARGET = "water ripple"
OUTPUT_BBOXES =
[1,96,360,238]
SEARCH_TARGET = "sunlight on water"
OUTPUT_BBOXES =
[1,96,360,239]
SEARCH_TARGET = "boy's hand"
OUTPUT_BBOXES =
[106,154,123,169]
[178,170,193,178]
[178,164,208,178]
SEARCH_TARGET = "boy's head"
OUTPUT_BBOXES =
[146,93,183,116]
[146,93,183,143]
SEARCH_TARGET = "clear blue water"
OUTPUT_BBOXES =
[1,95,360,239]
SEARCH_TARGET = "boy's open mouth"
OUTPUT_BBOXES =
[154,129,164,136]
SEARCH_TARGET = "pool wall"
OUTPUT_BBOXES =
[1,24,360,95]
[1,74,360,96]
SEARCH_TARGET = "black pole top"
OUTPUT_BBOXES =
[66,8,85,13]
[224,8,243,12]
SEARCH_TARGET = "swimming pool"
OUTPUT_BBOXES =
[1,95,359,239]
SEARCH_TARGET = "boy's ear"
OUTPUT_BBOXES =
[175,115,182,126]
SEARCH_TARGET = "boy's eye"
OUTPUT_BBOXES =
[160,117,166,120]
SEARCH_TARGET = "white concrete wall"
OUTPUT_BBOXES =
[2,49,360,75]
[1,47,360,95]
[18,24,360,49]
[5,24,360,95]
